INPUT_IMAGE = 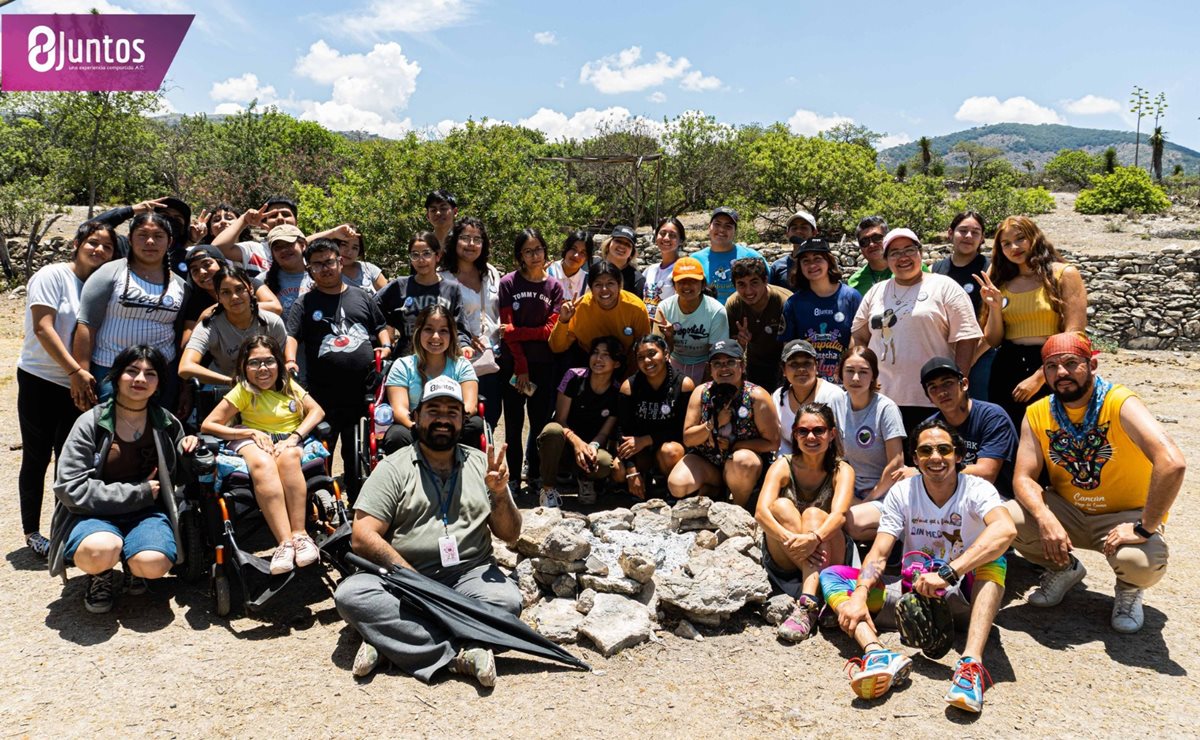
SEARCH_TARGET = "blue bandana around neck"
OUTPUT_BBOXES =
[1049,374,1113,442]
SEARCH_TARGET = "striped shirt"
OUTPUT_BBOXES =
[78,259,187,365]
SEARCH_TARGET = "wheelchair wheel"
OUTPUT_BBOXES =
[180,508,207,583]
[214,574,231,617]
[313,488,337,523]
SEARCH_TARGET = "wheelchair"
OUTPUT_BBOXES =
[179,421,352,617]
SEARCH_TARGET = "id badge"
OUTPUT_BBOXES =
[438,535,461,567]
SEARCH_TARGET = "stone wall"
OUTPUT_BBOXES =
[637,238,1200,351]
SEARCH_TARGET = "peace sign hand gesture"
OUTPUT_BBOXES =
[485,442,510,497]
[735,317,752,347]
[558,297,578,324]
[972,272,1002,310]
[189,208,210,243]
[654,310,675,349]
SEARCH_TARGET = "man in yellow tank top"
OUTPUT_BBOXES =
[1005,333,1185,633]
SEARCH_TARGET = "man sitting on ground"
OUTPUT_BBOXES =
[336,377,523,685]
[820,419,1016,713]
[1006,332,1184,633]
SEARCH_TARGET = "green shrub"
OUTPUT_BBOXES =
[1075,167,1171,214]
[858,175,950,242]
[1043,149,1100,190]
[950,182,1055,233]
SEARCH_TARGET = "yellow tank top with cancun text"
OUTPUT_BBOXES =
[1027,384,1155,515]
[1000,263,1066,340]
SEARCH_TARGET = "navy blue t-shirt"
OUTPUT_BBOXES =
[780,283,863,380]
[926,399,1017,498]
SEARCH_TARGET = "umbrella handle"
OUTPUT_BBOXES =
[344,551,387,576]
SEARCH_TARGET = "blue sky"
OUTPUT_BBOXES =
[4,0,1199,149]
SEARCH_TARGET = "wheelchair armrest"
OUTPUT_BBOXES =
[198,434,223,453]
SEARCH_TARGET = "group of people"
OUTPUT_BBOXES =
[15,190,1184,714]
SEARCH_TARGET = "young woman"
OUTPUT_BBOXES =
[780,239,862,381]
[774,340,843,454]
[975,216,1088,428]
[72,213,188,410]
[932,212,992,401]
[498,228,563,488]
[536,337,624,508]
[201,336,326,575]
[756,403,854,642]
[49,346,199,613]
[193,203,251,245]
[829,347,907,542]
[308,223,387,294]
[597,227,645,298]
[263,230,311,318]
[653,257,730,383]
[18,221,117,557]
[642,217,685,319]
[442,217,501,426]
[179,263,288,385]
[616,334,695,499]
[179,245,281,343]
[382,305,483,452]
[547,230,591,304]
[667,340,780,509]
[375,233,470,356]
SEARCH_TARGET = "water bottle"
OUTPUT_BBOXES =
[373,402,394,441]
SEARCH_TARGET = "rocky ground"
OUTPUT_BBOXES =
[1,201,1198,736]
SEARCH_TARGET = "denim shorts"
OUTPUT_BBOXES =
[64,509,177,564]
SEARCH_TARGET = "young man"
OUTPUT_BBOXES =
[336,377,522,684]
[284,239,390,497]
[425,189,458,250]
[1006,332,1184,633]
[725,258,790,390]
[690,207,769,304]
[211,195,300,275]
[768,210,818,289]
[846,215,891,295]
[821,419,1016,713]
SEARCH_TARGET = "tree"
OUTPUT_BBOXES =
[1149,126,1166,182]
[659,112,750,214]
[917,136,933,175]
[895,163,907,183]
[820,122,884,152]
[1044,149,1100,189]
[951,141,1004,189]
[1102,147,1119,174]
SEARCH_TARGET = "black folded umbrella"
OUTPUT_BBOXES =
[344,553,590,672]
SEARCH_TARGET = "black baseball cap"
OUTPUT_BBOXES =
[791,237,831,254]
[709,339,744,361]
[425,189,458,208]
[184,244,227,266]
[710,206,739,225]
[781,339,818,362]
[610,225,636,244]
[920,357,963,386]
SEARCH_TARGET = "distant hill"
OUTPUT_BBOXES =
[879,123,1200,173]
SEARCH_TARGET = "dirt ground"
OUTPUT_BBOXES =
[3,206,1199,737]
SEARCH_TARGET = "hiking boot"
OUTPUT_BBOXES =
[945,656,991,713]
[539,487,562,508]
[1027,556,1086,607]
[269,541,295,575]
[577,478,597,506]
[352,642,382,677]
[451,646,497,687]
[845,648,912,700]
[26,532,50,558]
[293,533,320,568]
[777,595,819,643]
[84,570,116,614]
[1111,584,1145,633]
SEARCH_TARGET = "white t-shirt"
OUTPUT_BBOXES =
[656,294,730,364]
[774,381,845,454]
[547,261,587,303]
[19,263,83,387]
[851,273,982,407]
[642,262,677,320]
[879,473,1005,567]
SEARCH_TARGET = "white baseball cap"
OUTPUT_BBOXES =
[421,376,464,405]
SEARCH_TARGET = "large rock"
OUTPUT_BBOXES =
[654,546,771,626]
[578,572,643,596]
[693,530,719,551]
[492,538,519,570]
[523,598,584,644]
[708,501,757,541]
[550,573,578,598]
[530,557,586,575]
[670,496,712,529]
[514,560,542,608]
[632,508,672,534]
[576,588,597,615]
[619,549,657,583]
[718,534,759,562]
[516,506,564,557]
[588,508,634,536]
[541,524,592,561]
[761,594,793,626]
[579,593,653,656]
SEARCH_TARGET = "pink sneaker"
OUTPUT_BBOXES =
[269,541,295,575]
[293,533,320,568]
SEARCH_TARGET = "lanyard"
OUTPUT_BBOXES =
[417,454,460,530]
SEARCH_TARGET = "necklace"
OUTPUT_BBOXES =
[115,399,149,412]
[888,277,921,311]
[789,382,816,409]
[1050,375,1113,442]
[117,413,146,441]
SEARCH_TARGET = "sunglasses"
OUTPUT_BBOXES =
[915,443,956,459]
[794,426,829,438]
[858,234,885,247]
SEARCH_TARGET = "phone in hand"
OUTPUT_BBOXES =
[508,376,537,397]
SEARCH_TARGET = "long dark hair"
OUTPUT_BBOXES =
[588,335,625,377]
[202,203,252,243]
[71,220,119,261]
[655,216,687,245]
[442,216,490,274]
[790,251,844,293]
[128,212,174,267]
[234,334,291,395]
[204,263,265,328]
[792,402,842,474]
[633,334,674,382]
[106,345,167,402]
[413,304,460,386]
[513,228,547,274]
[561,229,593,262]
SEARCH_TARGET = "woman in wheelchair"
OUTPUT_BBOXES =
[381,304,485,453]
[201,335,326,575]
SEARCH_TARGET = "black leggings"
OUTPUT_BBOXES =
[990,341,1049,429]
[17,369,82,533]
[501,360,558,481]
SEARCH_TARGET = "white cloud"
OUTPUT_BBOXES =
[339,0,473,35]
[425,117,508,139]
[579,46,720,94]
[954,95,1065,125]
[647,91,667,104]
[518,107,663,142]
[878,133,913,149]
[298,101,413,138]
[533,31,558,45]
[786,108,855,136]
[1062,94,1122,116]
[213,103,245,115]
[209,73,278,105]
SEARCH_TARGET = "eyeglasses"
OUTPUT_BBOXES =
[309,257,340,271]
[246,358,278,370]
[710,359,740,370]
[915,443,955,459]
[858,233,884,247]
[794,426,829,438]
[458,236,484,246]
[887,246,921,260]
[411,250,436,261]
[521,246,546,257]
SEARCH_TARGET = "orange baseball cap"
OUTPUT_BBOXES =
[672,256,705,282]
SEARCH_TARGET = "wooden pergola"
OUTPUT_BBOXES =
[534,152,664,233]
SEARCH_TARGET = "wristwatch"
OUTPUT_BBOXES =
[1133,520,1155,539]
[937,563,960,586]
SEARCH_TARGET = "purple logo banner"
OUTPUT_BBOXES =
[1,14,192,91]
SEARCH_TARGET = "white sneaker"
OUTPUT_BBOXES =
[577,479,597,505]
[1028,557,1086,607]
[269,541,295,575]
[539,487,562,508]
[1111,584,1145,633]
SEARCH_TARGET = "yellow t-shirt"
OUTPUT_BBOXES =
[1027,384,1154,514]
[223,378,307,435]
[549,290,651,360]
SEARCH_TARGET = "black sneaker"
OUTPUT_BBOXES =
[124,570,148,596]
[25,532,50,558]
[84,570,116,614]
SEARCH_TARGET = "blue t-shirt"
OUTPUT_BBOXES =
[691,244,769,304]
[768,255,793,289]
[780,284,863,380]
[384,355,478,407]
[926,399,1017,498]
